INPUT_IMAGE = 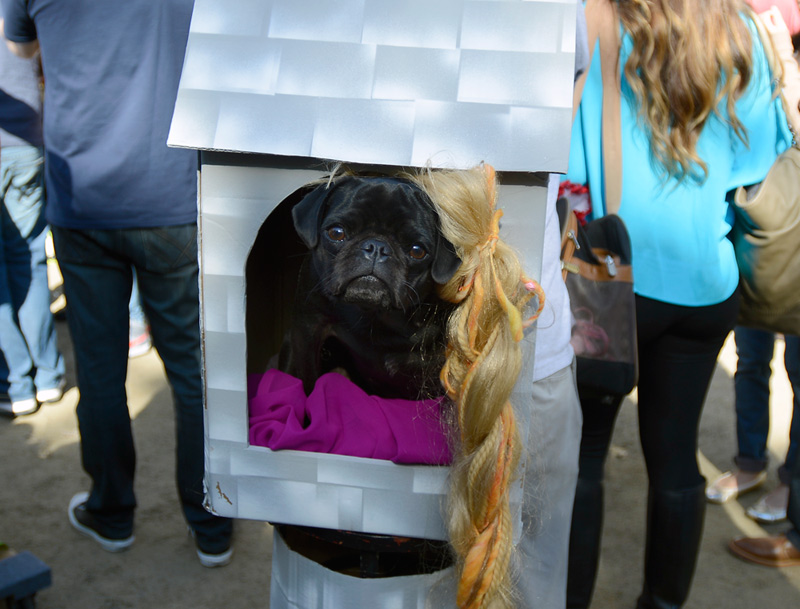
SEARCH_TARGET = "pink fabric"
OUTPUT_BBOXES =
[748,0,800,35]
[248,370,453,465]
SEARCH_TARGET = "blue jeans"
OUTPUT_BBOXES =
[734,327,800,484]
[51,224,232,552]
[0,146,64,402]
[0,353,9,395]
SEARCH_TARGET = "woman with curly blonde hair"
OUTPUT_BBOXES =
[566,1,791,608]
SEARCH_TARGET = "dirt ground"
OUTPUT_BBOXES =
[2,318,799,609]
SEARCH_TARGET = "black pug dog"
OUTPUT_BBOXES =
[278,176,462,400]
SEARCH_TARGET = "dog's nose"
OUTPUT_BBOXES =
[361,239,393,261]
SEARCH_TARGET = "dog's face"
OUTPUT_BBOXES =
[292,176,461,311]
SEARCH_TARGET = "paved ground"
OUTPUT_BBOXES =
[1,320,799,608]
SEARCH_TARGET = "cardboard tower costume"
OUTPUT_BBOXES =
[168,0,577,606]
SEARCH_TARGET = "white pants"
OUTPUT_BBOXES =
[515,359,582,609]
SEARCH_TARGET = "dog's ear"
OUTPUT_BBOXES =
[292,181,336,248]
[431,236,462,285]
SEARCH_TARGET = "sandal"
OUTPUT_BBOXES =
[706,470,767,504]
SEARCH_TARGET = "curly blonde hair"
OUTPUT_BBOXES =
[410,165,543,609]
[616,0,755,182]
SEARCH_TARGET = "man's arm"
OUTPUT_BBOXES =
[6,38,38,58]
[0,17,39,58]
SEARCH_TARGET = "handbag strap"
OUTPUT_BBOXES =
[574,0,623,215]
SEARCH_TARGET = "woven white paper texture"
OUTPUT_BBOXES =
[169,0,577,172]
[198,160,546,538]
[270,531,457,609]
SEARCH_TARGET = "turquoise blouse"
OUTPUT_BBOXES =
[566,17,791,306]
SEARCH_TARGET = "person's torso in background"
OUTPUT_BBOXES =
[0,39,43,149]
[3,0,197,230]
[567,17,790,307]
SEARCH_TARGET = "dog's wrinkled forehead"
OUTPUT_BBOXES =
[328,178,436,229]
[335,176,431,210]
[292,176,437,247]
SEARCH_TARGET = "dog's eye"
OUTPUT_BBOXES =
[409,244,427,260]
[326,226,346,242]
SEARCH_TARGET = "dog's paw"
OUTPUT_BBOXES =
[329,367,351,380]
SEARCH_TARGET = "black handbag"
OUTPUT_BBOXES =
[559,198,638,396]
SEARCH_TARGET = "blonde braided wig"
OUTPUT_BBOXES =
[617,0,755,182]
[410,165,544,609]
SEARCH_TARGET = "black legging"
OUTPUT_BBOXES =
[568,288,739,609]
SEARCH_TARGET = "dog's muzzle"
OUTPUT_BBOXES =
[342,275,394,309]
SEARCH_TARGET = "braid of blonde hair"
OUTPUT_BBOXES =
[411,164,544,609]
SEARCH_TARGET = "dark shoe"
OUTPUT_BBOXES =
[729,534,800,567]
[68,492,134,553]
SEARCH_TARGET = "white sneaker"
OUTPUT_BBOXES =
[197,546,234,568]
[129,321,152,358]
[36,379,66,404]
[68,492,135,552]
[188,527,233,567]
[0,397,38,417]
